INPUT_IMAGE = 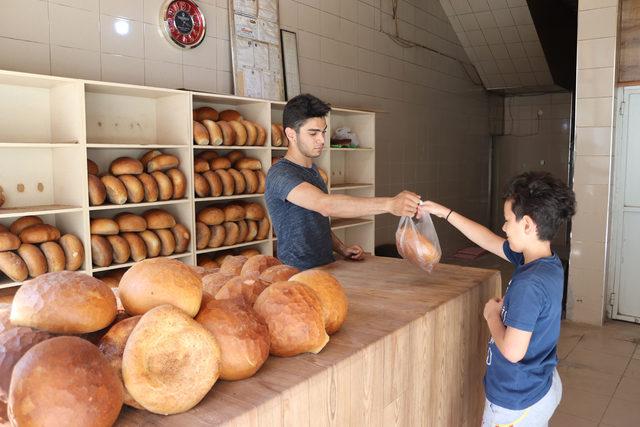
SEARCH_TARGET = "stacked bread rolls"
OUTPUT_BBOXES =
[193,107,266,147]
[88,151,187,206]
[90,209,190,268]
[270,123,287,147]
[0,216,84,282]
[195,202,270,250]
[193,151,265,198]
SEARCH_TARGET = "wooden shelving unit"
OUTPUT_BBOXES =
[0,69,376,288]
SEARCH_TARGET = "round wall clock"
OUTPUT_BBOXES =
[160,0,206,49]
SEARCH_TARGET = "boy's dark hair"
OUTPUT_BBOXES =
[283,94,331,133]
[504,171,576,241]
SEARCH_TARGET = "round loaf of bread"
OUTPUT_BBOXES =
[91,235,113,267]
[228,121,247,146]
[208,225,226,248]
[215,277,268,306]
[139,149,162,167]
[194,157,210,173]
[228,168,245,194]
[59,234,84,271]
[219,255,248,276]
[211,157,231,170]
[395,224,441,269]
[219,109,243,122]
[224,204,246,222]
[0,232,20,252]
[240,255,281,280]
[202,170,222,197]
[9,216,43,236]
[257,217,270,240]
[167,168,186,199]
[223,222,239,247]
[0,327,51,402]
[121,232,147,262]
[0,252,28,282]
[235,158,262,170]
[17,244,47,278]
[278,125,287,146]
[202,119,223,146]
[244,202,265,221]
[197,150,218,161]
[241,169,258,194]
[143,209,176,229]
[40,242,66,272]
[217,121,236,146]
[137,172,159,202]
[90,218,119,235]
[194,172,210,198]
[154,229,176,256]
[118,258,202,317]
[256,170,266,194]
[253,281,329,357]
[171,224,190,253]
[196,221,211,250]
[0,304,12,335]
[138,230,161,258]
[271,124,283,147]
[193,120,210,145]
[239,248,261,258]
[114,212,147,233]
[19,224,60,244]
[87,159,99,175]
[106,235,131,264]
[246,220,258,242]
[241,120,257,146]
[10,271,117,334]
[151,171,173,201]
[227,150,245,165]
[198,257,219,269]
[318,167,329,186]
[110,157,143,176]
[101,175,128,205]
[215,169,234,196]
[271,156,281,165]
[119,175,145,203]
[237,219,248,243]
[97,316,142,409]
[88,174,107,206]
[193,106,219,122]
[122,304,220,415]
[147,154,179,172]
[8,336,123,427]
[260,265,300,284]
[289,270,348,335]
[196,299,269,381]
[197,207,224,226]
[254,122,266,146]
[202,272,233,296]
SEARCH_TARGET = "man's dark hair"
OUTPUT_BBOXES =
[503,171,577,241]
[283,94,331,133]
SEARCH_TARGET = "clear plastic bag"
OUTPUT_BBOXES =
[395,214,442,272]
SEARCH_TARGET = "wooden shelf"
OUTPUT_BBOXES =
[196,239,270,255]
[193,145,269,150]
[330,183,374,191]
[195,194,264,203]
[0,205,83,219]
[271,146,288,150]
[91,253,191,273]
[0,270,90,289]
[0,142,80,148]
[331,218,374,230]
[89,199,189,211]
[330,147,374,152]
[87,143,188,149]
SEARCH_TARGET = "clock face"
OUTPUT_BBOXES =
[161,0,206,49]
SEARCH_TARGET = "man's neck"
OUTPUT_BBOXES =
[284,146,313,168]
[522,241,553,264]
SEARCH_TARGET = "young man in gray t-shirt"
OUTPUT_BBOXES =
[265,94,420,270]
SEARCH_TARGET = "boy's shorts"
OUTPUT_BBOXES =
[481,368,562,427]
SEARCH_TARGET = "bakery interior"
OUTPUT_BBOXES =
[0,0,638,426]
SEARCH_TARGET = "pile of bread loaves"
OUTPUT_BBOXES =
[196,203,270,249]
[270,123,287,147]
[194,150,265,198]
[0,216,84,282]
[90,209,190,267]
[196,248,260,269]
[88,151,186,206]
[193,108,266,146]
[0,255,348,425]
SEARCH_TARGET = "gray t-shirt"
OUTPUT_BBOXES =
[265,158,334,270]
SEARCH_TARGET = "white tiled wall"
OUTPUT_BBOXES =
[568,0,619,326]
[0,0,232,93]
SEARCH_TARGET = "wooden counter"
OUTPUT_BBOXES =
[117,256,501,426]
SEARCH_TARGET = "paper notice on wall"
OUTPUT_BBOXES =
[234,14,258,39]
[261,72,282,100]
[268,44,282,73]
[258,20,279,44]
[258,0,278,22]
[254,42,269,70]
[243,68,262,98]
[234,0,257,17]
[236,38,255,68]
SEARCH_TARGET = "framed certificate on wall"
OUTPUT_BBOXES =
[280,30,301,100]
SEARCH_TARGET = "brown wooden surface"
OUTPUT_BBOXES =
[116,256,501,426]
[620,0,640,83]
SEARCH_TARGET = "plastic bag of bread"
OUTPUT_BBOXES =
[395,214,441,273]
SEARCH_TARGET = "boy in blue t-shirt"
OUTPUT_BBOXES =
[418,171,576,426]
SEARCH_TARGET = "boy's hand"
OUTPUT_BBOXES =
[341,245,365,261]
[388,191,421,217]
[483,297,504,321]
[417,200,450,219]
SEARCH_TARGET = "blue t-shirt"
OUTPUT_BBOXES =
[265,158,334,270]
[484,241,563,410]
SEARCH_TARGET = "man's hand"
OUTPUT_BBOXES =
[340,245,365,261]
[483,297,503,322]
[388,191,421,217]
[417,200,450,219]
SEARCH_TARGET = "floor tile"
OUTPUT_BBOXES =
[613,376,640,403]
[565,347,630,377]
[624,358,640,379]
[557,362,620,397]
[574,333,636,358]
[601,397,640,426]
[557,385,610,422]
[633,346,640,360]
[557,335,581,359]
[549,411,598,426]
